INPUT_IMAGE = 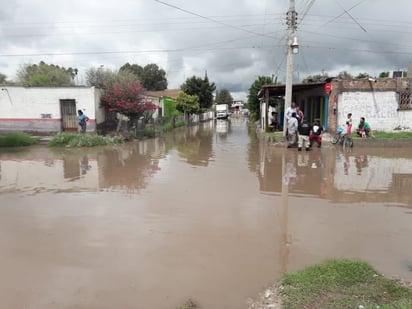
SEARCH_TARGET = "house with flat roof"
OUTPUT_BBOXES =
[0,86,105,134]
[259,77,412,133]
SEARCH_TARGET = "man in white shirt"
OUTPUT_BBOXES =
[287,112,298,147]
[285,102,297,122]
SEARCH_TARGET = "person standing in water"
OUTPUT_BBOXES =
[77,110,89,133]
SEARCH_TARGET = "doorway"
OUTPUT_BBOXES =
[60,99,77,131]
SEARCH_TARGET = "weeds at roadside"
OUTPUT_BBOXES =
[0,133,40,147]
[371,131,412,139]
[280,259,412,309]
[262,131,284,143]
[49,133,124,147]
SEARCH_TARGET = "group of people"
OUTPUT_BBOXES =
[285,101,374,150]
[346,113,372,138]
[286,102,324,151]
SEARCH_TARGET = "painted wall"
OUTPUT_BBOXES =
[0,86,103,133]
[337,91,412,132]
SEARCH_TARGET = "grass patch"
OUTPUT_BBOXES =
[262,131,284,143]
[372,131,412,139]
[49,133,124,147]
[134,128,156,138]
[155,119,186,134]
[280,259,412,309]
[0,133,40,147]
[351,131,412,139]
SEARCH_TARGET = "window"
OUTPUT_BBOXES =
[398,91,412,110]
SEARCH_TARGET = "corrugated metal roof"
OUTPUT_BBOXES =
[144,89,182,100]
[260,82,326,96]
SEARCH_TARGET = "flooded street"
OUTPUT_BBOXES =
[1,117,412,309]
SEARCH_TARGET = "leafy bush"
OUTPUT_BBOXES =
[155,118,186,134]
[134,128,155,138]
[49,133,124,147]
[0,133,40,147]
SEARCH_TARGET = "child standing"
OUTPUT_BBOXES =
[346,113,352,136]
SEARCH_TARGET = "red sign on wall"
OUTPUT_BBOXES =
[324,83,332,93]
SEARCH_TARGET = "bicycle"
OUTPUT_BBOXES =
[331,127,353,148]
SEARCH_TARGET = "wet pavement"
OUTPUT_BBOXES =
[1,117,411,308]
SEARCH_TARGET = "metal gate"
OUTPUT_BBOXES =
[60,99,77,131]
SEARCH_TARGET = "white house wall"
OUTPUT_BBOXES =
[94,88,105,126]
[0,86,103,133]
[338,91,412,132]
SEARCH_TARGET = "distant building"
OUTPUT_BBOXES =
[0,86,105,134]
[259,77,412,133]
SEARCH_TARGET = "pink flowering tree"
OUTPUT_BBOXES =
[100,82,158,131]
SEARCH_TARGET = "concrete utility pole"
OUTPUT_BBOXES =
[283,0,298,136]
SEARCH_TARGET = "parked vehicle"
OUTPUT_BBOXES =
[331,127,353,148]
[216,104,229,119]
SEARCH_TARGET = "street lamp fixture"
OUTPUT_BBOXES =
[291,36,299,54]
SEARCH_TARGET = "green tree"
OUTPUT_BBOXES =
[379,72,390,78]
[120,63,167,91]
[119,63,143,77]
[247,76,273,121]
[181,75,216,111]
[0,73,8,84]
[175,92,200,115]
[100,82,158,131]
[16,61,76,86]
[336,71,353,80]
[85,67,115,87]
[85,67,141,88]
[302,73,330,83]
[141,64,167,91]
[215,88,233,105]
[355,72,369,79]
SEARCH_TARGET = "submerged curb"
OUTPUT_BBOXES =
[265,132,412,148]
[352,137,412,148]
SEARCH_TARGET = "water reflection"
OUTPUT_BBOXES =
[80,155,92,175]
[255,144,412,206]
[98,142,163,192]
[0,122,216,194]
[173,122,214,166]
[1,125,412,205]
[1,122,412,309]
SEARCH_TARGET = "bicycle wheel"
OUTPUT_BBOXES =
[331,133,340,144]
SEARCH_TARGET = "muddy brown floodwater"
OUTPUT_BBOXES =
[1,117,412,309]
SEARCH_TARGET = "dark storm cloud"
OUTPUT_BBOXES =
[295,0,412,78]
[0,0,411,100]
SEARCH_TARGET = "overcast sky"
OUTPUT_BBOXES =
[0,0,411,100]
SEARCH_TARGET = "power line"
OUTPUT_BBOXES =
[300,29,412,50]
[317,0,369,30]
[334,0,367,32]
[299,0,316,24]
[153,0,274,38]
[0,44,288,58]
